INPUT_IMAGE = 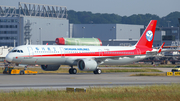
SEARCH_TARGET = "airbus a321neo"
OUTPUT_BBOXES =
[6,20,164,74]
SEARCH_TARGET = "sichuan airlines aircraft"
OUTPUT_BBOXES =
[6,20,163,74]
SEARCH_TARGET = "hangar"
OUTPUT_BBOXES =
[0,2,68,46]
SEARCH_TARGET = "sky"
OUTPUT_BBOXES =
[1,0,180,17]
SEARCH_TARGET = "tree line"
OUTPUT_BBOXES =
[68,10,180,27]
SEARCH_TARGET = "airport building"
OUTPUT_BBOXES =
[70,24,144,46]
[70,24,167,47]
[161,27,180,46]
[0,2,68,46]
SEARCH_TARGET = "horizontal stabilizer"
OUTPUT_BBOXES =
[158,42,165,53]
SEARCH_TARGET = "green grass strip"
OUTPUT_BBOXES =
[130,73,166,76]
[0,67,162,74]
[0,84,179,101]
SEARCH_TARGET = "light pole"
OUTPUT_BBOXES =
[167,21,171,27]
[82,27,85,38]
[178,27,179,48]
[39,28,42,45]
[112,26,115,46]
[14,39,16,47]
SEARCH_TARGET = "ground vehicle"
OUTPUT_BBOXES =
[3,67,38,75]
[171,66,180,72]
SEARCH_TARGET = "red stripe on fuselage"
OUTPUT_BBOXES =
[20,48,152,57]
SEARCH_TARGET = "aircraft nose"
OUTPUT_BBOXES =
[5,54,13,62]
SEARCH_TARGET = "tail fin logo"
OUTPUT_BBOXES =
[146,30,153,41]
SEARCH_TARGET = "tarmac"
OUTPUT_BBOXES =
[0,67,179,92]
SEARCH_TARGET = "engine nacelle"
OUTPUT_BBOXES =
[77,59,97,71]
[41,65,60,71]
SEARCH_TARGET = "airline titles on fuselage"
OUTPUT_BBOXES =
[34,47,91,54]
[33,46,135,55]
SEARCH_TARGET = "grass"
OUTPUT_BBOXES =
[101,68,162,73]
[100,64,177,68]
[0,84,180,101]
[0,67,162,74]
[130,73,166,76]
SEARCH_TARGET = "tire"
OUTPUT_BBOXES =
[93,69,101,74]
[69,68,77,74]
[97,69,102,74]
[72,68,77,74]
[20,71,24,75]
[69,69,72,74]
[93,70,97,74]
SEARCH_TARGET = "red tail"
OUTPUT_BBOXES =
[135,20,157,48]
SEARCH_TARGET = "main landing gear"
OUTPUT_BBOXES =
[69,66,77,74]
[68,66,102,74]
[93,69,102,74]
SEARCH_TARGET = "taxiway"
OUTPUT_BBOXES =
[0,70,179,91]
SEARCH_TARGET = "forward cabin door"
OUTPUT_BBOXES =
[27,47,34,57]
[98,49,103,57]
[59,47,65,57]
[59,47,66,63]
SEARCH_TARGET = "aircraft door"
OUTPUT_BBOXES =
[98,49,103,57]
[27,47,34,57]
[59,47,65,57]
[136,48,141,55]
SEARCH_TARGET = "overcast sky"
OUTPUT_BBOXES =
[1,0,180,17]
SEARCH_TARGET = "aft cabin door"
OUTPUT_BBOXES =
[27,47,34,57]
[136,48,141,55]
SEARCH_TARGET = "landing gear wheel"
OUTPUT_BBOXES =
[72,68,77,74]
[93,71,97,74]
[93,69,101,74]
[69,69,72,74]
[20,71,24,75]
[97,69,102,74]
[69,68,77,74]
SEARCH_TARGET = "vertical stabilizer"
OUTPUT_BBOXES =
[135,20,157,48]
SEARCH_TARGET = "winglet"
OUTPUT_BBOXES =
[158,42,165,53]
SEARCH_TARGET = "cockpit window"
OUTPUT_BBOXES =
[11,50,23,53]
[12,50,17,52]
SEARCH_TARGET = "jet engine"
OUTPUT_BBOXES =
[41,65,60,71]
[77,59,97,71]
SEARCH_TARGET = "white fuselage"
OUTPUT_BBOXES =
[6,45,152,66]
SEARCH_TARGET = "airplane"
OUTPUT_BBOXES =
[6,20,163,74]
